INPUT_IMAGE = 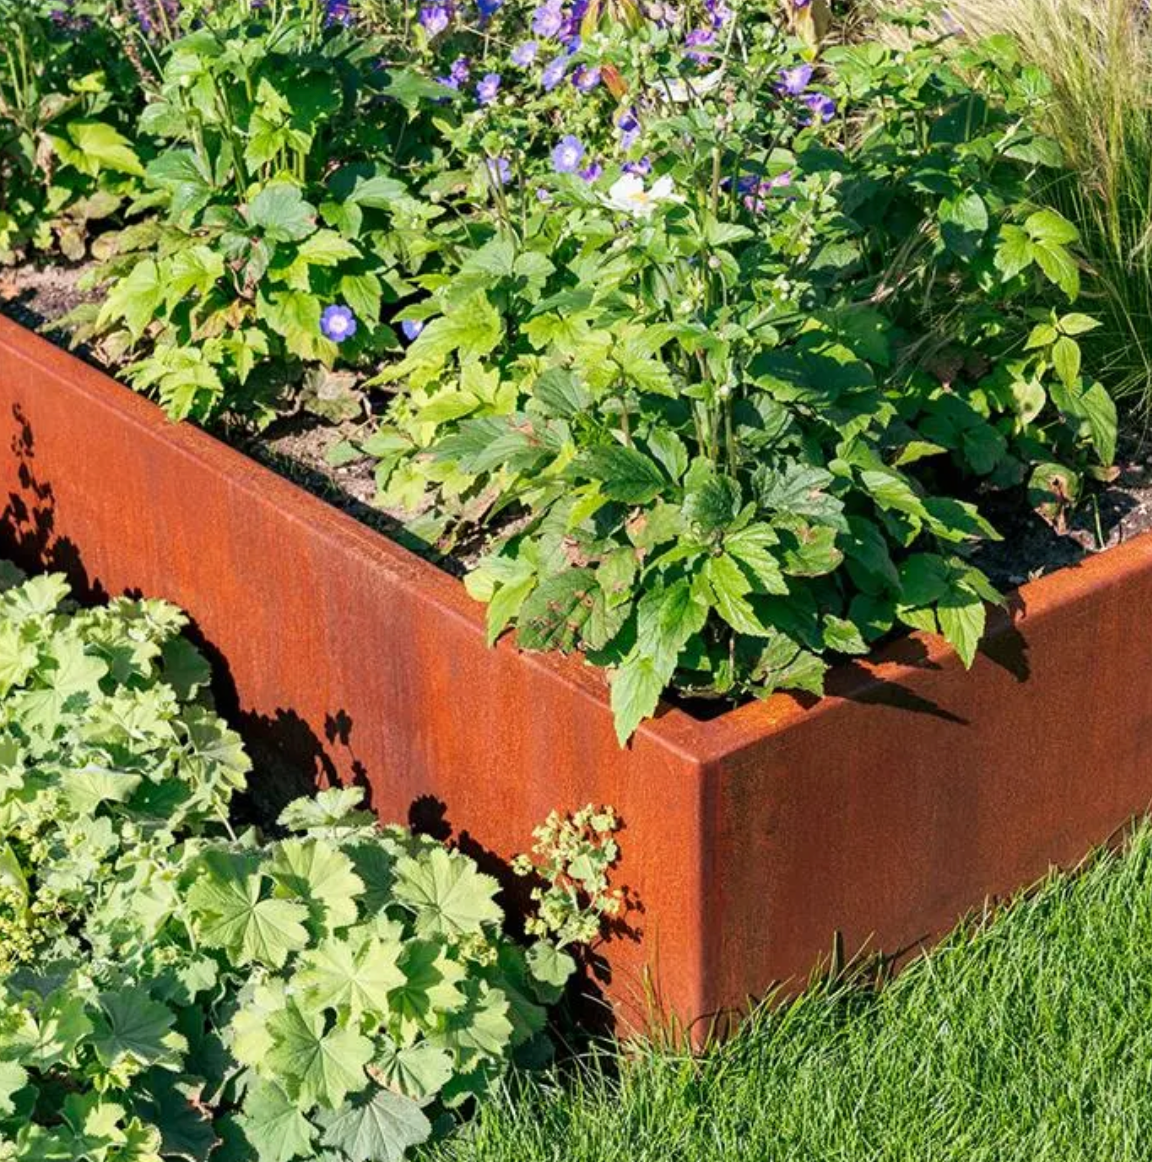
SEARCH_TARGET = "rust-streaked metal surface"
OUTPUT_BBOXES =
[4,313,1152,1034]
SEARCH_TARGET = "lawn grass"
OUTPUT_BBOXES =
[427,822,1152,1161]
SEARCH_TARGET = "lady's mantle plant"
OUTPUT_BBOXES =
[0,566,619,1161]
[360,8,1118,742]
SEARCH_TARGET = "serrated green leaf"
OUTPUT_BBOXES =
[577,445,667,505]
[239,1081,317,1162]
[374,1041,455,1101]
[318,1087,431,1162]
[266,1001,373,1111]
[249,184,317,243]
[188,854,309,968]
[296,935,406,1021]
[393,846,503,939]
[937,587,985,668]
[92,989,185,1071]
[267,839,364,933]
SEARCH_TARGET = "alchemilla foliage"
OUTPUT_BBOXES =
[0,0,1122,741]
[0,566,618,1161]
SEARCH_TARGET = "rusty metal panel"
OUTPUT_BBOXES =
[4,315,1152,1037]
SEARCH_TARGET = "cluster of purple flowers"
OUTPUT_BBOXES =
[325,0,355,26]
[47,1,94,33]
[617,108,641,150]
[130,0,179,36]
[684,27,715,63]
[738,171,792,213]
[486,156,512,185]
[511,40,538,66]
[438,55,471,89]
[775,62,837,124]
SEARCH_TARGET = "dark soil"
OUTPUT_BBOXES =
[6,256,1152,593]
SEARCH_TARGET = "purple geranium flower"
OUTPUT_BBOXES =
[486,156,512,185]
[579,160,602,183]
[532,0,564,37]
[777,63,813,96]
[684,27,715,63]
[623,155,652,176]
[476,72,502,104]
[324,0,354,25]
[706,0,732,26]
[552,134,585,173]
[320,304,358,342]
[439,55,471,88]
[419,3,452,34]
[617,108,641,149]
[511,40,538,65]
[572,64,601,93]
[536,187,552,202]
[401,319,424,341]
[477,0,502,19]
[558,0,588,40]
[541,55,569,90]
[801,92,837,123]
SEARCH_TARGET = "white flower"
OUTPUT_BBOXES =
[659,66,725,102]
[603,174,684,219]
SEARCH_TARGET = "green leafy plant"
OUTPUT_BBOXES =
[80,4,448,423]
[350,9,1116,742]
[0,0,144,262]
[0,565,617,1161]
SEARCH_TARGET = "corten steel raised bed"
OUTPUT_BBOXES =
[4,312,1152,1034]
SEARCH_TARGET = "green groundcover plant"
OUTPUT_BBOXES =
[0,563,621,1161]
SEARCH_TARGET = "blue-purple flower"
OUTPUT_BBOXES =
[401,319,424,341]
[777,63,813,96]
[572,64,601,93]
[739,171,792,213]
[617,108,641,150]
[476,72,502,104]
[705,0,732,26]
[623,155,652,176]
[419,3,452,34]
[486,156,512,185]
[324,0,354,26]
[511,40,539,66]
[320,305,358,342]
[684,28,715,63]
[439,55,472,89]
[801,92,837,123]
[541,55,569,90]
[532,0,565,37]
[552,134,586,173]
[477,0,503,19]
[579,160,603,183]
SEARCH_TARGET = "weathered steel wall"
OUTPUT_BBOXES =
[5,315,1152,1037]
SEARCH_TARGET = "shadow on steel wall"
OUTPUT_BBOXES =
[0,400,628,1043]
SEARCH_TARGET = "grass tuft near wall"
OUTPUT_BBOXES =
[930,0,1152,421]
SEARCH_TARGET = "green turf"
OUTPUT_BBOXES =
[427,823,1152,1162]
